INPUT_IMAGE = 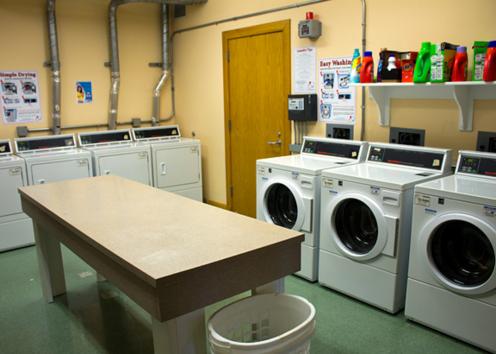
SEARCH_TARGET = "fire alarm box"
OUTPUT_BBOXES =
[298,12,322,40]
[288,94,317,121]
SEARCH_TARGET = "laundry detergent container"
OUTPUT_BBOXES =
[208,293,316,354]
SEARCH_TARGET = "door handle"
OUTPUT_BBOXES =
[104,170,111,175]
[160,162,167,175]
[267,139,282,146]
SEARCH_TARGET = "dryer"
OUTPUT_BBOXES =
[405,151,496,352]
[15,134,93,185]
[319,143,452,313]
[132,125,203,202]
[0,140,33,251]
[256,137,369,281]
[79,130,152,186]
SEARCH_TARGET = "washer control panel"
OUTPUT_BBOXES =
[0,140,12,155]
[79,130,131,146]
[458,155,496,177]
[302,139,361,159]
[133,125,181,141]
[368,146,444,170]
[15,134,75,152]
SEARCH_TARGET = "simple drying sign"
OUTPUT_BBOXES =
[0,71,41,124]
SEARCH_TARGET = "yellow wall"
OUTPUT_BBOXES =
[1,0,495,206]
[173,0,496,205]
[0,0,171,139]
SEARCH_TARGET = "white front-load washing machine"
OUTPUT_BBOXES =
[0,140,33,251]
[405,150,496,352]
[79,130,152,186]
[256,137,369,281]
[15,134,93,186]
[132,125,203,201]
[319,143,452,313]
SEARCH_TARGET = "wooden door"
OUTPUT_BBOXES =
[223,20,291,217]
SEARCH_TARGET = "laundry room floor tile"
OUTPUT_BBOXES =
[0,246,485,354]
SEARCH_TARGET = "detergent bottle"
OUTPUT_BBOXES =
[451,46,468,81]
[360,51,374,83]
[350,49,361,83]
[483,40,496,82]
[413,42,432,83]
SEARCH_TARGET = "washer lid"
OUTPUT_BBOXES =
[415,175,496,206]
[257,155,357,175]
[323,163,446,191]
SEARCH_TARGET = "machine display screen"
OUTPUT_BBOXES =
[0,141,11,154]
[458,156,496,177]
[368,146,444,170]
[80,131,131,145]
[16,136,74,152]
[302,140,361,159]
[134,126,180,140]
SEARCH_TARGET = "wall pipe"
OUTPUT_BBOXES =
[108,0,207,130]
[47,0,61,135]
[360,0,367,141]
[152,4,170,126]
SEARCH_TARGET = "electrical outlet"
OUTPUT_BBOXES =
[326,124,353,140]
[390,127,425,146]
[477,131,496,152]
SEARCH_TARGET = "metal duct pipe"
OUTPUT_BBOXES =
[360,0,367,141]
[152,4,170,126]
[108,0,207,130]
[48,0,61,135]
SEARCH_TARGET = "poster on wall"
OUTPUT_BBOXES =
[76,81,93,104]
[0,71,41,124]
[318,57,355,123]
[293,47,316,94]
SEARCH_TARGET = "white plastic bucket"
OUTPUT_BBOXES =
[208,293,316,354]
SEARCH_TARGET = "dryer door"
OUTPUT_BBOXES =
[419,213,496,295]
[0,165,25,216]
[261,180,311,232]
[30,159,92,185]
[154,145,200,189]
[329,193,395,261]
[97,151,151,186]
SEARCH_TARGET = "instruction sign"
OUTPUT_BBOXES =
[293,47,316,94]
[76,81,93,104]
[0,71,41,124]
[318,57,355,123]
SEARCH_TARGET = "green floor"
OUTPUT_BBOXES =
[0,246,485,354]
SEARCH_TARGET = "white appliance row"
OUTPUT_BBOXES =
[0,125,202,252]
[257,138,496,352]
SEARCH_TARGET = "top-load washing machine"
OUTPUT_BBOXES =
[0,140,33,251]
[78,130,152,186]
[405,151,496,352]
[132,125,203,201]
[256,137,369,281]
[319,143,452,313]
[15,134,93,186]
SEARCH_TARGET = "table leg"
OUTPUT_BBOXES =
[152,308,207,354]
[33,222,66,303]
[252,277,285,295]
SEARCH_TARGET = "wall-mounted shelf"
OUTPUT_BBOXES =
[352,82,496,132]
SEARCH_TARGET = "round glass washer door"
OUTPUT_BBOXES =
[334,198,378,254]
[430,220,495,287]
[265,183,298,229]
[420,213,496,295]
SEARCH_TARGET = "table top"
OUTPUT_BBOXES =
[19,176,304,288]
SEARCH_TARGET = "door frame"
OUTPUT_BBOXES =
[222,19,291,211]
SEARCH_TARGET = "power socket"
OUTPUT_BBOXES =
[477,131,496,152]
[326,124,354,140]
[390,127,425,146]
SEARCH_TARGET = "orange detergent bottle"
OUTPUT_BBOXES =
[360,51,374,83]
[451,46,468,81]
